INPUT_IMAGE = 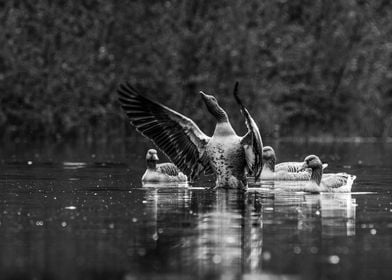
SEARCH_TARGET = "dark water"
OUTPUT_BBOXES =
[0,139,392,280]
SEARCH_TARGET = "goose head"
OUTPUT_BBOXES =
[301,155,323,185]
[199,91,228,122]
[301,155,323,170]
[146,149,159,169]
[262,146,276,172]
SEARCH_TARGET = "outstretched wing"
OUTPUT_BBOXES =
[118,83,213,181]
[233,82,263,180]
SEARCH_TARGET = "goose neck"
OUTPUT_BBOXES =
[146,160,157,170]
[310,166,323,185]
[263,158,275,172]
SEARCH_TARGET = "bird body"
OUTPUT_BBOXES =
[303,173,355,193]
[142,149,187,182]
[275,161,328,173]
[118,83,262,189]
[260,146,314,181]
[260,167,312,181]
[206,126,247,188]
[301,155,356,193]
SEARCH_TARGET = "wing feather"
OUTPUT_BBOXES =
[118,83,213,181]
[157,163,181,176]
[322,173,350,188]
[234,82,263,180]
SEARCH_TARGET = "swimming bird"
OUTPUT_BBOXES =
[300,155,356,193]
[260,146,329,180]
[117,82,262,189]
[142,149,187,182]
[260,146,314,180]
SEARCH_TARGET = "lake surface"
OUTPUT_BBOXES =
[0,138,391,280]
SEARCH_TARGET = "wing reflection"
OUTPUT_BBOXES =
[191,189,300,279]
[193,189,264,276]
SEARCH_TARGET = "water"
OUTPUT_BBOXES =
[0,139,392,280]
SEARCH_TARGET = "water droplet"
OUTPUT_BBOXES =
[108,223,115,229]
[293,246,301,254]
[262,251,271,261]
[158,228,164,234]
[91,154,96,159]
[212,254,222,264]
[310,247,319,254]
[224,236,236,244]
[137,248,146,256]
[61,221,67,227]
[132,218,138,223]
[152,233,158,241]
[328,255,340,264]
[142,200,147,204]
[370,229,377,235]
[35,220,44,226]
[315,210,321,215]
[65,206,76,210]
[27,161,33,165]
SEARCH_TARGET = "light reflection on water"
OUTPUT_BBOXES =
[123,185,361,280]
[0,141,391,279]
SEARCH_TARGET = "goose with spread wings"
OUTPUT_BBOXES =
[117,82,263,189]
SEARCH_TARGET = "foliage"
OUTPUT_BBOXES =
[0,0,391,140]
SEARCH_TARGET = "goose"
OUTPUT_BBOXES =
[260,146,328,180]
[117,82,262,189]
[260,146,314,180]
[142,149,187,182]
[300,155,356,193]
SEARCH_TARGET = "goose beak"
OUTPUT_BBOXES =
[199,91,208,99]
[147,153,159,161]
[299,162,308,171]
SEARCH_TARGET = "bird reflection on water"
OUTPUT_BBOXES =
[135,184,357,279]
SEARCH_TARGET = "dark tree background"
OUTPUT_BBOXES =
[1,0,391,140]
